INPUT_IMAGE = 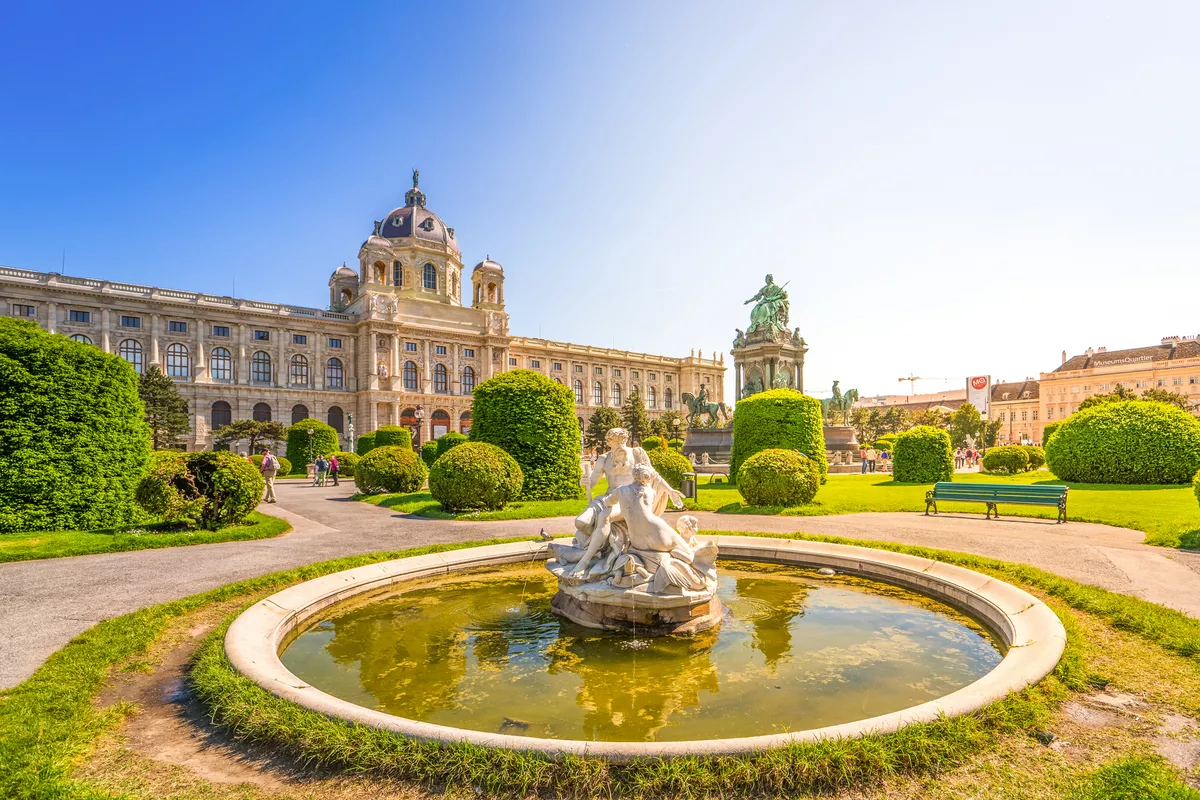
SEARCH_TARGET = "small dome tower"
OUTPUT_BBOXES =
[471,256,505,310]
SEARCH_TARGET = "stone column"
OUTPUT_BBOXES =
[194,317,206,382]
[392,402,401,427]
[368,331,378,375]
[315,329,324,390]
[794,361,802,394]
[368,399,378,431]
[423,340,432,394]
[734,362,742,399]
[46,302,56,334]
[237,324,248,384]
[451,344,460,395]
[150,314,161,366]
[390,333,400,382]
[277,326,286,387]
[485,345,494,379]
[101,308,111,352]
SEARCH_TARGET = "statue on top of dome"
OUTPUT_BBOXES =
[412,168,419,188]
[745,274,789,338]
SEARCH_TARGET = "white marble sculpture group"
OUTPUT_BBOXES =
[546,428,722,633]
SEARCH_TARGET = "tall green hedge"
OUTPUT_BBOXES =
[435,431,468,458]
[892,426,953,483]
[0,318,151,532]
[285,419,339,469]
[375,425,412,450]
[1045,400,1200,484]
[355,431,377,455]
[730,389,827,483]
[647,448,691,490]
[1042,421,1063,448]
[469,370,582,500]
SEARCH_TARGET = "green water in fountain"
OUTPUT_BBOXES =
[280,560,1002,742]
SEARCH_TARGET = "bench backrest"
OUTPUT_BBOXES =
[931,482,1067,500]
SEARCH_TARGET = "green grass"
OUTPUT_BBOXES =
[358,479,611,521]
[0,511,291,563]
[1070,755,1200,800]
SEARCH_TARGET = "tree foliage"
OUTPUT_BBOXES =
[285,419,339,469]
[375,425,412,449]
[1081,384,1193,412]
[982,445,1030,474]
[213,419,287,454]
[947,403,983,448]
[136,450,264,530]
[649,410,686,440]
[355,431,377,455]
[0,319,151,532]
[892,425,954,483]
[429,442,524,511]
[738,449,820,507]
[621,387,651,445]
[435,431,468,459]
[138,365,190,450]
[354,446,428,495]
[1045,400,1200,484]
[730,389,827,482]
[647,448,691,490]
[585,407,623,452]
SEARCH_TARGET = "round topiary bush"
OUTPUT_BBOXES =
[982,445,1030,474]
[892,426,954,483]
[1041,421,1062,448]
[435,431,468,459]
[1194,469,1200,509]
[469,370,582,500]
[667,438,685,451]
[428,442,524,511]
[420,440,439,467]
[647,447,692,490]
[374,425,412,450]
[730,389,827,483]
[1045,400,1200,484]
[285,419,339,469]
[355,431,377,456]
[641,435,665,452]
[738,449,820,506]
[331,452,359,477]
[0,318,151,532]
[249,453,293,477]
[137,451,264,530]
[354,446,427,495]
[1023,445,1046,471]
[872,439,894,454]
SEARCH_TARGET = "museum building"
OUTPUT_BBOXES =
[0,176,725,449]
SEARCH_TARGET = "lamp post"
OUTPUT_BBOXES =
[672,418,681,444]
[346,412,355,454]
[307,427,314,463]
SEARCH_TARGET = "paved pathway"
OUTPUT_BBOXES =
[3,482,1200,689]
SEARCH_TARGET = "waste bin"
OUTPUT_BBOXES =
[681,472,697,501]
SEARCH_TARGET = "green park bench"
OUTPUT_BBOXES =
[924,482,1068,523]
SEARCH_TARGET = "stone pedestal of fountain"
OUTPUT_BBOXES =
[546,561,724,635]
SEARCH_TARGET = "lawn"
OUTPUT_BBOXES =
[358,478,611,521]
[0,511,291,563]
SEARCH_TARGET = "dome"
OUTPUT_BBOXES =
[473,256,503,273]
[331,264,357,278]
[371,169,460,255]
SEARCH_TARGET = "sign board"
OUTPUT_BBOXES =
[433,424,449,439]
[966,375,990,415]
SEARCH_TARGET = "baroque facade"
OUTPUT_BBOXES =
[0,175,724,450]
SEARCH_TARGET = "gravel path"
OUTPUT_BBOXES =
[2,481,1198,689]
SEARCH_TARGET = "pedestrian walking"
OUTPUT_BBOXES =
[860,446,869,474]
[329,455,339,486]
[866,447,877,473]
[313,455,328,487]
[259,448,279,503]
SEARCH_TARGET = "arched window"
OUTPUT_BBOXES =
[461,366,476,394]
[291,404,309,424]
[665,388,673,410]
[165,343,190,378]
[648,386,657,409]
[289,354,309,386]
[433,363,449,393]
[69,333,91,344]
[423,263,437,290]
[326,357,344,388]
[459,410,472,434]
[211,400,232,429]
[118,339,143,374]
[393,260,403,286]
[374,261,386,283]
[251,351,272,383]
[574,379,584,404]
[593,381,603,405]
[253,402,271,422]
[403,360,419,390]
[431,408,450,438]
[487,282,497,303]
[327,405,344,433]
[612,383,622,406]
[210,347,232,381]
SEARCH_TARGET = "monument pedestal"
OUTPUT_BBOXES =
[681,426,733,466]
[823,425,861,474]
[551,586,725,636]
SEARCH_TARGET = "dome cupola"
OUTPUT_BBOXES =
[371,169,460,255]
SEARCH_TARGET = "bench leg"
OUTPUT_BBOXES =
[1058,500,1067,524]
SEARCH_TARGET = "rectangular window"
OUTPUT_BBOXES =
[666,375,673,382]
[529,359,541,368]
[435,345,446,355]
[509,357,517,366]
[1135,380,1148,389]
[594,366,603,375]
[13,304,35,317]
[631,370,639,379]
[1021,411,1027,421]
[212,325,230,337]
[613,368,622,377]
[69,310,91,323]
[649,372,657,380]
[254,330,270,341]
[168,320,187,333]
[120,315,141,328]
[1071,386,1080,393]
[1192,377,1199,385]
[292,334,307,345]
[1033,410,1039,420]
[1100,384,1110,390]
[575,364,583,373]
[1175,377,1183,386]
[999,413,1006,422]
[462,348,474,357]
[1047,407,1054,419]
[405,342,417,352]
[553,362,563,371]
[327,338,342,349]
[1158,379,1166,387]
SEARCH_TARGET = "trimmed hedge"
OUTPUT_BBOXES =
[354,446,427,495]
[667,438,684,452]
[872,439,894,454]
[420,440,439,467]
[1023,445,1046,471]
[982,445,1029,474]
[375,425,412,450]
[355,431,377,456]
[331,452,359,477]
[738,448,820,506]
[435,431,468,459]
[647,448,691,490]
[136,450,264,530]
[1041,421,1062,448]
[0,318,151,532]
[730,389,827,483]
[1194,469,1200,510]
[428,442,524,511]
[892,426,954,483]
[285,419,339,469]
[1045,400,1200,484]
[641,435,665,452]
[249,453,293,477]
[469,370,582,500]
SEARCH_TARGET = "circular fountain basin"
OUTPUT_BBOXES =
[225,537,1066,761]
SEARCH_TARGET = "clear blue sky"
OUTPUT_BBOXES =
[4,2,1199,398]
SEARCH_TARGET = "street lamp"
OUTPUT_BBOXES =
[672,417,681,446]
[307,427,314,463]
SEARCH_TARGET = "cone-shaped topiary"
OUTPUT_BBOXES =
[730,389,827,483]
[429,442,524,511]
[285,419,339,469]
[738,448,820,506]
[469,370,582,500]
[355,431,377,455]
[354,446,427,495]
[892,426,954,483]
[982,445,1029,474]
[1045,400,1200,484]
[0,318,151,532]
[374,425,412,450]
[647,448,691,490]
[435,431,468,459]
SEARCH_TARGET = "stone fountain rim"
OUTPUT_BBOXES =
[223,536,1065,762]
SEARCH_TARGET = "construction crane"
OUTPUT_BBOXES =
[898,375,949,396]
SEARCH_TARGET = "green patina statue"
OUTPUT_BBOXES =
[820,381,859,426]
[744,274,789,337]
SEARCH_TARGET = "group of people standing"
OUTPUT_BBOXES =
[252,448,340,506]
[858,446,889,473]
[310,454,340,487]
[954,448,981,470]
